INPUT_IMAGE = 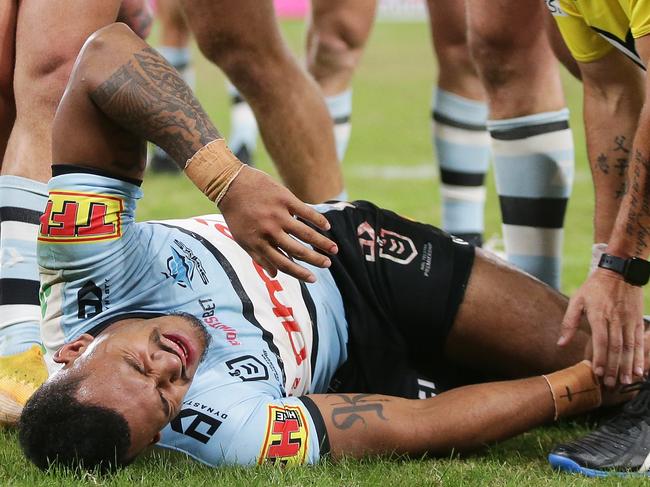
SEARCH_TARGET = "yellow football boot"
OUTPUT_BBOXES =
[0,345,48,426]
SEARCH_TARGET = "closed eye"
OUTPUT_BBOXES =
[124,355,145,374]
[123,356,171,419]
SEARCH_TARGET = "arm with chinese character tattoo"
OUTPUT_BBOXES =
[558,46,648,389]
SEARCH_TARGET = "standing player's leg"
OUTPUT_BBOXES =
[150,0,194,173]
[306,0,377,166]
[226,81,258,167]
[0,1,16,163]
[0,0,123,425]
[182,0,344,203]
[428,0,489,247]
[467,0,574,289]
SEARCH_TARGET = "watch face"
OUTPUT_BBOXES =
[627,258,650,286]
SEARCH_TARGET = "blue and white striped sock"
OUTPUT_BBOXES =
[326,89,353,163]
[227,82,258,165]
[0,176,48,356]
[489,108,574,289]
[433,88,490,247]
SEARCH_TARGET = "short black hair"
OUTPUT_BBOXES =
[18,374,132,472]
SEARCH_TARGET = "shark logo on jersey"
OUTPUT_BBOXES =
[162,240,208,289]
[163,247,195,288]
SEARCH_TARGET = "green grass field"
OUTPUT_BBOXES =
[1,19,649,486]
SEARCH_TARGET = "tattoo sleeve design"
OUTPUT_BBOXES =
[625,150,650,256]
[329,394,389,430]
[90,47,220,165]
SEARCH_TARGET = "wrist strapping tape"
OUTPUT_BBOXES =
[543,361,601,420]
[184,139,244,206]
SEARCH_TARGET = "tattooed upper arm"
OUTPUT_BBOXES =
[90,47,220,166]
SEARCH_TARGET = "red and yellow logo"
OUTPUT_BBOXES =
[38,191,123,243]
[259,405,309,466]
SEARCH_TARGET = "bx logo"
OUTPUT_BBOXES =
[170,408,222,444]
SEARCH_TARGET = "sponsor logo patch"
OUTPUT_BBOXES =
[39,191,123,243]
[170,407,223,444]
[357,221,418,264]
[77,280,102,319]
[226,355,269,382]
[259,405,309,465]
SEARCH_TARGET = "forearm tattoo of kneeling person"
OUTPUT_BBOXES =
[329,394,389,430]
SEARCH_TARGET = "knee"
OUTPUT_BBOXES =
[309,17,369,76]
[196,31,287,94]
[436,40,476,81]
[467,32,519,92]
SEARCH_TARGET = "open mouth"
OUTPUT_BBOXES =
[162,333,194,371]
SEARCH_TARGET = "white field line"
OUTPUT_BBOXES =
[348,164,592,182]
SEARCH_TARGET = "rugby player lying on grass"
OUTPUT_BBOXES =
[18,23,629,471]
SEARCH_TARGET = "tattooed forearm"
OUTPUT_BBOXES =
[623,150,650,256]
[329,394,389,430]
[90,47,220,165]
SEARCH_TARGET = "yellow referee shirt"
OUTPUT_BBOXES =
[547,0,650,68]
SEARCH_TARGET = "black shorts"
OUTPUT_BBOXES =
[317,201,475,399]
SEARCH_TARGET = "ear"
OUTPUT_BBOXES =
[150,432,161,445]
[52,334,94,366]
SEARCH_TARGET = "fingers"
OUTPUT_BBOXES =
[618,315,637,385]
[285,218,338,256]
[275,233,332,269]
[580,302,609,381]
[558,298,584,347]
[248,249,278,279]
[604,319,622,388]
[633,319,645,380]
[289,200,332,233]
[263,247,317,283]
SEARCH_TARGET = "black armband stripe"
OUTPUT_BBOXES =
[299,396,330,458]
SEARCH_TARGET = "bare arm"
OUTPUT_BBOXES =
[308,364,601,458]
[53,23,337,282]
[559,46,648,388]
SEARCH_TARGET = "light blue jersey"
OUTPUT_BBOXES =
[37,170,348,466]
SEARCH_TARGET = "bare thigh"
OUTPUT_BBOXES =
[445,248,589,378]
[3,0,121,180]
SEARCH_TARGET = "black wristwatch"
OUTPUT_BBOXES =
[598,253,650,286]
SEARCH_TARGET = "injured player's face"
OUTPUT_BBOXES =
[51,313,211,456]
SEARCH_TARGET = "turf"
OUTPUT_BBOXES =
[2,19,649,486]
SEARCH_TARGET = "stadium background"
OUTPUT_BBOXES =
[2,1,649,485]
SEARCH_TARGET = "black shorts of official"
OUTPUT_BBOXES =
[317,201,475,400]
